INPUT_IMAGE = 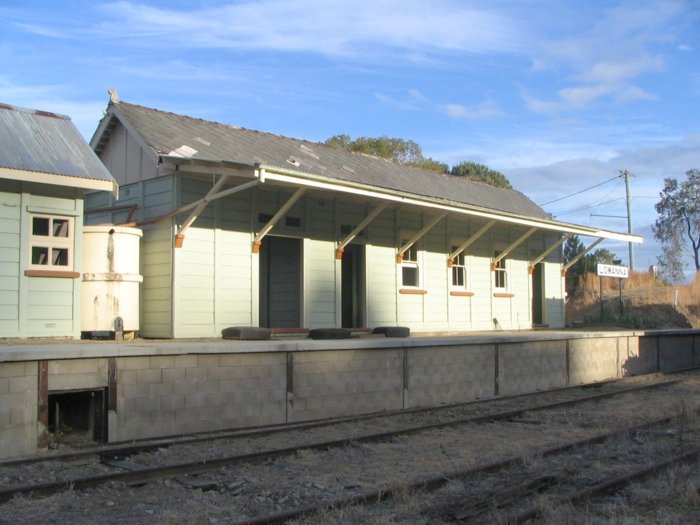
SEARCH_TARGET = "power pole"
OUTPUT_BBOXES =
[621,170,634,271]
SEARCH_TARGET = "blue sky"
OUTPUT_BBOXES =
[2,1,699,274]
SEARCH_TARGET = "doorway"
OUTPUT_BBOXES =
[341,244,365,328]
[259,236,302,328]
[531,262,545,326]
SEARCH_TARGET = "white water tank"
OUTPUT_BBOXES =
[81,226,143,333]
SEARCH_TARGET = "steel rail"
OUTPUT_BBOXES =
[230,413,695,525]
[0,375,693,505]
[511,447,700,524]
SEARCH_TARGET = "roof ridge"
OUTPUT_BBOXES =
[0,102,70,121]
[115,99,429,169]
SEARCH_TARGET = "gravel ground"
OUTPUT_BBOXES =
[0,376,698,524]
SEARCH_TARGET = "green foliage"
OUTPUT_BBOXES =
[449,161,513,189]
[653,169,700,282]
[410,157,449,173]
[324,135,513,187]
[563,235,618,295]
[324,134,423,165]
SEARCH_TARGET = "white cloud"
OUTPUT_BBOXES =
[84,1,529,60]
[440,101,505,119]
[0,78,105,139]
[522,1,686,115]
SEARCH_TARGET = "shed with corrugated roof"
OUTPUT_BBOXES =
[0,103,116,338]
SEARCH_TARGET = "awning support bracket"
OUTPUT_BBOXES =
[252,188,306,253]
[491,227,538,270]
[448,219,496,266]
[529,234,570,274]
[396,212,448,263]
[561,238,603,276]
[335,203,388,259]
[175,174,230,247]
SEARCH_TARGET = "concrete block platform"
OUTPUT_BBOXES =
[0,329,698,459]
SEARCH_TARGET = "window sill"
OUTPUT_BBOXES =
[493,292,514,298]
[25,270,80,278]
[399,288,428,295]
[450,291,474,297]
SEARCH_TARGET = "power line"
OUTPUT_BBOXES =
[552,179,624,218]
[554,197,624,218]
[538,174,622,206]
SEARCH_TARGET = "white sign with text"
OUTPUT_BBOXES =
[596,263,629,279]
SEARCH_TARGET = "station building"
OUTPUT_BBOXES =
[86,91,641,338]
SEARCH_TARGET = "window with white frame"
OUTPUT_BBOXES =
[400,241,420,288]
[450,246,468,289]
[29,215,74,270]
[493,250,508,289]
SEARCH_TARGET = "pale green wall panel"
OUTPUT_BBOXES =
[0,305,18,320]
[303,239,336,329]
[365,245,397,327]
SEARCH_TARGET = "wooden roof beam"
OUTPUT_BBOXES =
[335,203,388,259]
[490,227,538,270]
[561,238,603,276]
[175,174,230,247]
[252,188,306,253]
[396,212,448,263]
[448,219,496,266]
[529,234,570,274]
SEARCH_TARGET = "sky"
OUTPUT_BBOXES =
[1,0,699,276]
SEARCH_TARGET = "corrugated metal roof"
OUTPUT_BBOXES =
[0,103,115,183]
[107,101,549,219]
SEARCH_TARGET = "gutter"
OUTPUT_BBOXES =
[257,163,644,244]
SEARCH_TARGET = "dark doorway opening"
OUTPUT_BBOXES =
[48,389,107,446]
[532,262,545,326]
[342,244,365,328]
[259,236,302,328]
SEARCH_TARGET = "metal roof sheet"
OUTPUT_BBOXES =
[107,101,550,220]
[0,103,115,184]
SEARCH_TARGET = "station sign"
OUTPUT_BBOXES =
[596,263,629,279]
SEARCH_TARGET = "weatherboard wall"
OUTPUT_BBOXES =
[0,183,83,338]
[83,167,566,336]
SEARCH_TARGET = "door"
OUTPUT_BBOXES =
[532,262,545,326]
[259,237,302,328]
[341,244,365,328]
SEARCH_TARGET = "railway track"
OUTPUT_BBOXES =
[0,368,698,523]
[232,414,700,524]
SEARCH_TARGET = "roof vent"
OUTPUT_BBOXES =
[168,145,198,158]
[193,136,211,146]
[286,156,301,167]
[342,165,355,173]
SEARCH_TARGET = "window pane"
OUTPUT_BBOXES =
[452,266,465,287]
[404,244,417,262]
[32,217,50,236]
[53,219,69,237]
[402,266,418,287]
[52,248,69,266]
[32,246,49,265]
[495,269,507,288]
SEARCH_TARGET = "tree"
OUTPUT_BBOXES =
[324,135,512,184]
[450,161,513,189]
[653,169,700,282]
[410,157,449,173]
[324,134,423,164]
[563,235,617,295]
